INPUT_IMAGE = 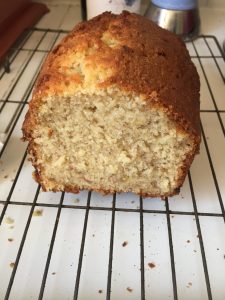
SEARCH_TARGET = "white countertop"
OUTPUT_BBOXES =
[200,6,225,48]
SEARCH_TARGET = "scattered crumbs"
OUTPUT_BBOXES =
[194,250,197,253]
[131,200,135,204]
[217,248,220,251]
[188,282,192,286]
[4,175,8,179]
[33,209,43,217]
[171,215,175,218]
[73,198,80,203]
[148,262,156,269]
[8,238,13,242]
[187,240,191,243]
[126,287,133,293]
[9,262,15,268]
[122,241,128,247]
[92,234,95,237]
[52,272,56,275]
[5,217,14,224]
[98,289,103,294]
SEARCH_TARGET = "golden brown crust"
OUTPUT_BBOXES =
[23,11,200,139]
[22,11,201,197]
[33,169,181,198]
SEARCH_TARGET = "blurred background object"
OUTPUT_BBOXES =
[0,0,48,68]
[86,0,141,20]
[34,0,223,48]
[145,0,200,40]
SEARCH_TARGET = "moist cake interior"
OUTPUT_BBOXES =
[32,89,193,196]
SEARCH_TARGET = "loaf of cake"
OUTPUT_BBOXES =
[22,11,200,197]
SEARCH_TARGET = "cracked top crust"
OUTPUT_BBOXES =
[24,11,200,141]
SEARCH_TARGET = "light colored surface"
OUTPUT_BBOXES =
[0,3,225,300]
[200,7,225,48]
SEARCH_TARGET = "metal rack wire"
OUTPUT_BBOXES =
[0,29,225,300]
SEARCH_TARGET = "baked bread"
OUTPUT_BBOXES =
[22,11,200,197]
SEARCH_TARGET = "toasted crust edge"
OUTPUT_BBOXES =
[22,11,201,198]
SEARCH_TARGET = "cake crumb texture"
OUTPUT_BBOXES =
[22,11,200,197]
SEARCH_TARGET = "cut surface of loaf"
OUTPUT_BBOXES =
[22,11,200,197]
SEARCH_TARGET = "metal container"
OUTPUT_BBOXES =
[145,0,200,40]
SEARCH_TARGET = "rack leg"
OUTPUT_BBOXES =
[4,56,10,73]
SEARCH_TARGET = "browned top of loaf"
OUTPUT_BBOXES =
[26,11,200,138]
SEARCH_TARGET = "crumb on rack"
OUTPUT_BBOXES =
[122,241,128,247]
[10,262,15,268]
[126,287,133,293]
[187,240,191,243]
[8,238,13,242]
[5,217,14,224]
[73,198,80,203]
[33,209,43,217]
[148,262,156,269]
[52,272,56,275]
[98,289,103,294]
[92,234,95,237]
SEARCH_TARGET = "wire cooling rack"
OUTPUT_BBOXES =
[0,29,225,300]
